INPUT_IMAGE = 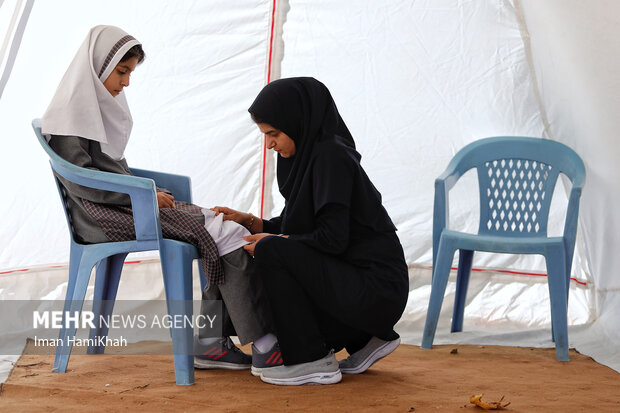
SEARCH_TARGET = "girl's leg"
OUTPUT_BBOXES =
[215,248,274,344]
[195,248,275,370]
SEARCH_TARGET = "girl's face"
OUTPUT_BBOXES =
[258,123,296,158]
[103,57,139,96]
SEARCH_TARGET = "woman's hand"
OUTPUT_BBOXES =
[243,233,274,257]
[211,206,251,226]
[157,192,176,209]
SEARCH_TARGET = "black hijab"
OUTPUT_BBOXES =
[249,77,396,235]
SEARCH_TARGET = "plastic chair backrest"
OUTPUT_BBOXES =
[444,137,585,238]
[32,119,83,243]
[31,118,163,243]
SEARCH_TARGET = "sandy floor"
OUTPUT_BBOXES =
[1,342,618,412]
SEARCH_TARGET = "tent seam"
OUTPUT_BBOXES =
[513,0,553,140]
[0,0,34,100]
[514,0,595,304]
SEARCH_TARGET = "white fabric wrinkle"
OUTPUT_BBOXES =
[201,208,250,257]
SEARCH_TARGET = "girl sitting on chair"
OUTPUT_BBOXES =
[41,25,278,373]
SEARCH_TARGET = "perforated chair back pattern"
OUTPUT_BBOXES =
[480,157,556,236]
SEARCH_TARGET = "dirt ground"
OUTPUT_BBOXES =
[1,342,619,412]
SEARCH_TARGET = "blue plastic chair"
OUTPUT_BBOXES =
[421,137,585,361]
[32,119,207,385]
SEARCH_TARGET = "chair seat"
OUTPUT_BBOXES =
[77,237,200,257]
[441,230,565,255]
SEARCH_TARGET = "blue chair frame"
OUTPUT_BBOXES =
[32,119,207,385]
[421,137,585,361]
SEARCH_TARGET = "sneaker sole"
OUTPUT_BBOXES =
[260,370,342,386]
[194,359,251,370]
[251,366,263,376]
[251,365,280,376]
[340,338,400,374]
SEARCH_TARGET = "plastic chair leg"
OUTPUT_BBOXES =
[53,254,99,373]
[197,263,208,292]
[160,241,195,386]
[545,247,570,362]
[88,253,127,354]
[564,254,571,313]
[550,253,572,345]
[451,249,474,333]
[421,239,456,349]
[61,243,84,316]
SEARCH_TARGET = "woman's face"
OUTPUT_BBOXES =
[258,123,296,158]
[103,57,139,96]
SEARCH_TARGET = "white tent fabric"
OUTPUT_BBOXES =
[1,0,619,381]
[519,0,620,371]
[0,0,34,98]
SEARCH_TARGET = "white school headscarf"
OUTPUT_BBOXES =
[42,25,141,160]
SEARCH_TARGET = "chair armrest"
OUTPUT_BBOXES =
[560,180,584,277]
[562,185,583,248]
[433,162,464,229]
[130,168,193,203]
[432,159,470,268]
[436,159,467,190]
[432,178,449,269]
[50,159,162,242]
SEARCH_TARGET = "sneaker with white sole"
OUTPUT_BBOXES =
[194,336,252,370]
[251,342,283,377]
[260,350,341,386]
[338,336,400,374]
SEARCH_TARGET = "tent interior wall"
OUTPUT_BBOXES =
[1,0,618,381]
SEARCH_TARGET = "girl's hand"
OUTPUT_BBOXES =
[243,233,273,257]
[157,192,176,209]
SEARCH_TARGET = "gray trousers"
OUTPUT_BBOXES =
[199,248,274,345]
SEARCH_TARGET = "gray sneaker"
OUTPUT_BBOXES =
[338,336,400,374]
[260,351,342,385]
[194,336,252,370]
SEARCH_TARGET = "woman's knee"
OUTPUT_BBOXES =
[254,235,288,267]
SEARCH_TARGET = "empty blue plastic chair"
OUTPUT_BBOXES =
[32,119,207,385]
[421,137,585,361]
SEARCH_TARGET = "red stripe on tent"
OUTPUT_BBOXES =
[0,265,67,275]
[0,260,152,277]
[1,259,587,288]
[259,0,278,219]
[0,268,28,275]
[435,266,587,286]
[266,0,277,84]
[260,137,267,219]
